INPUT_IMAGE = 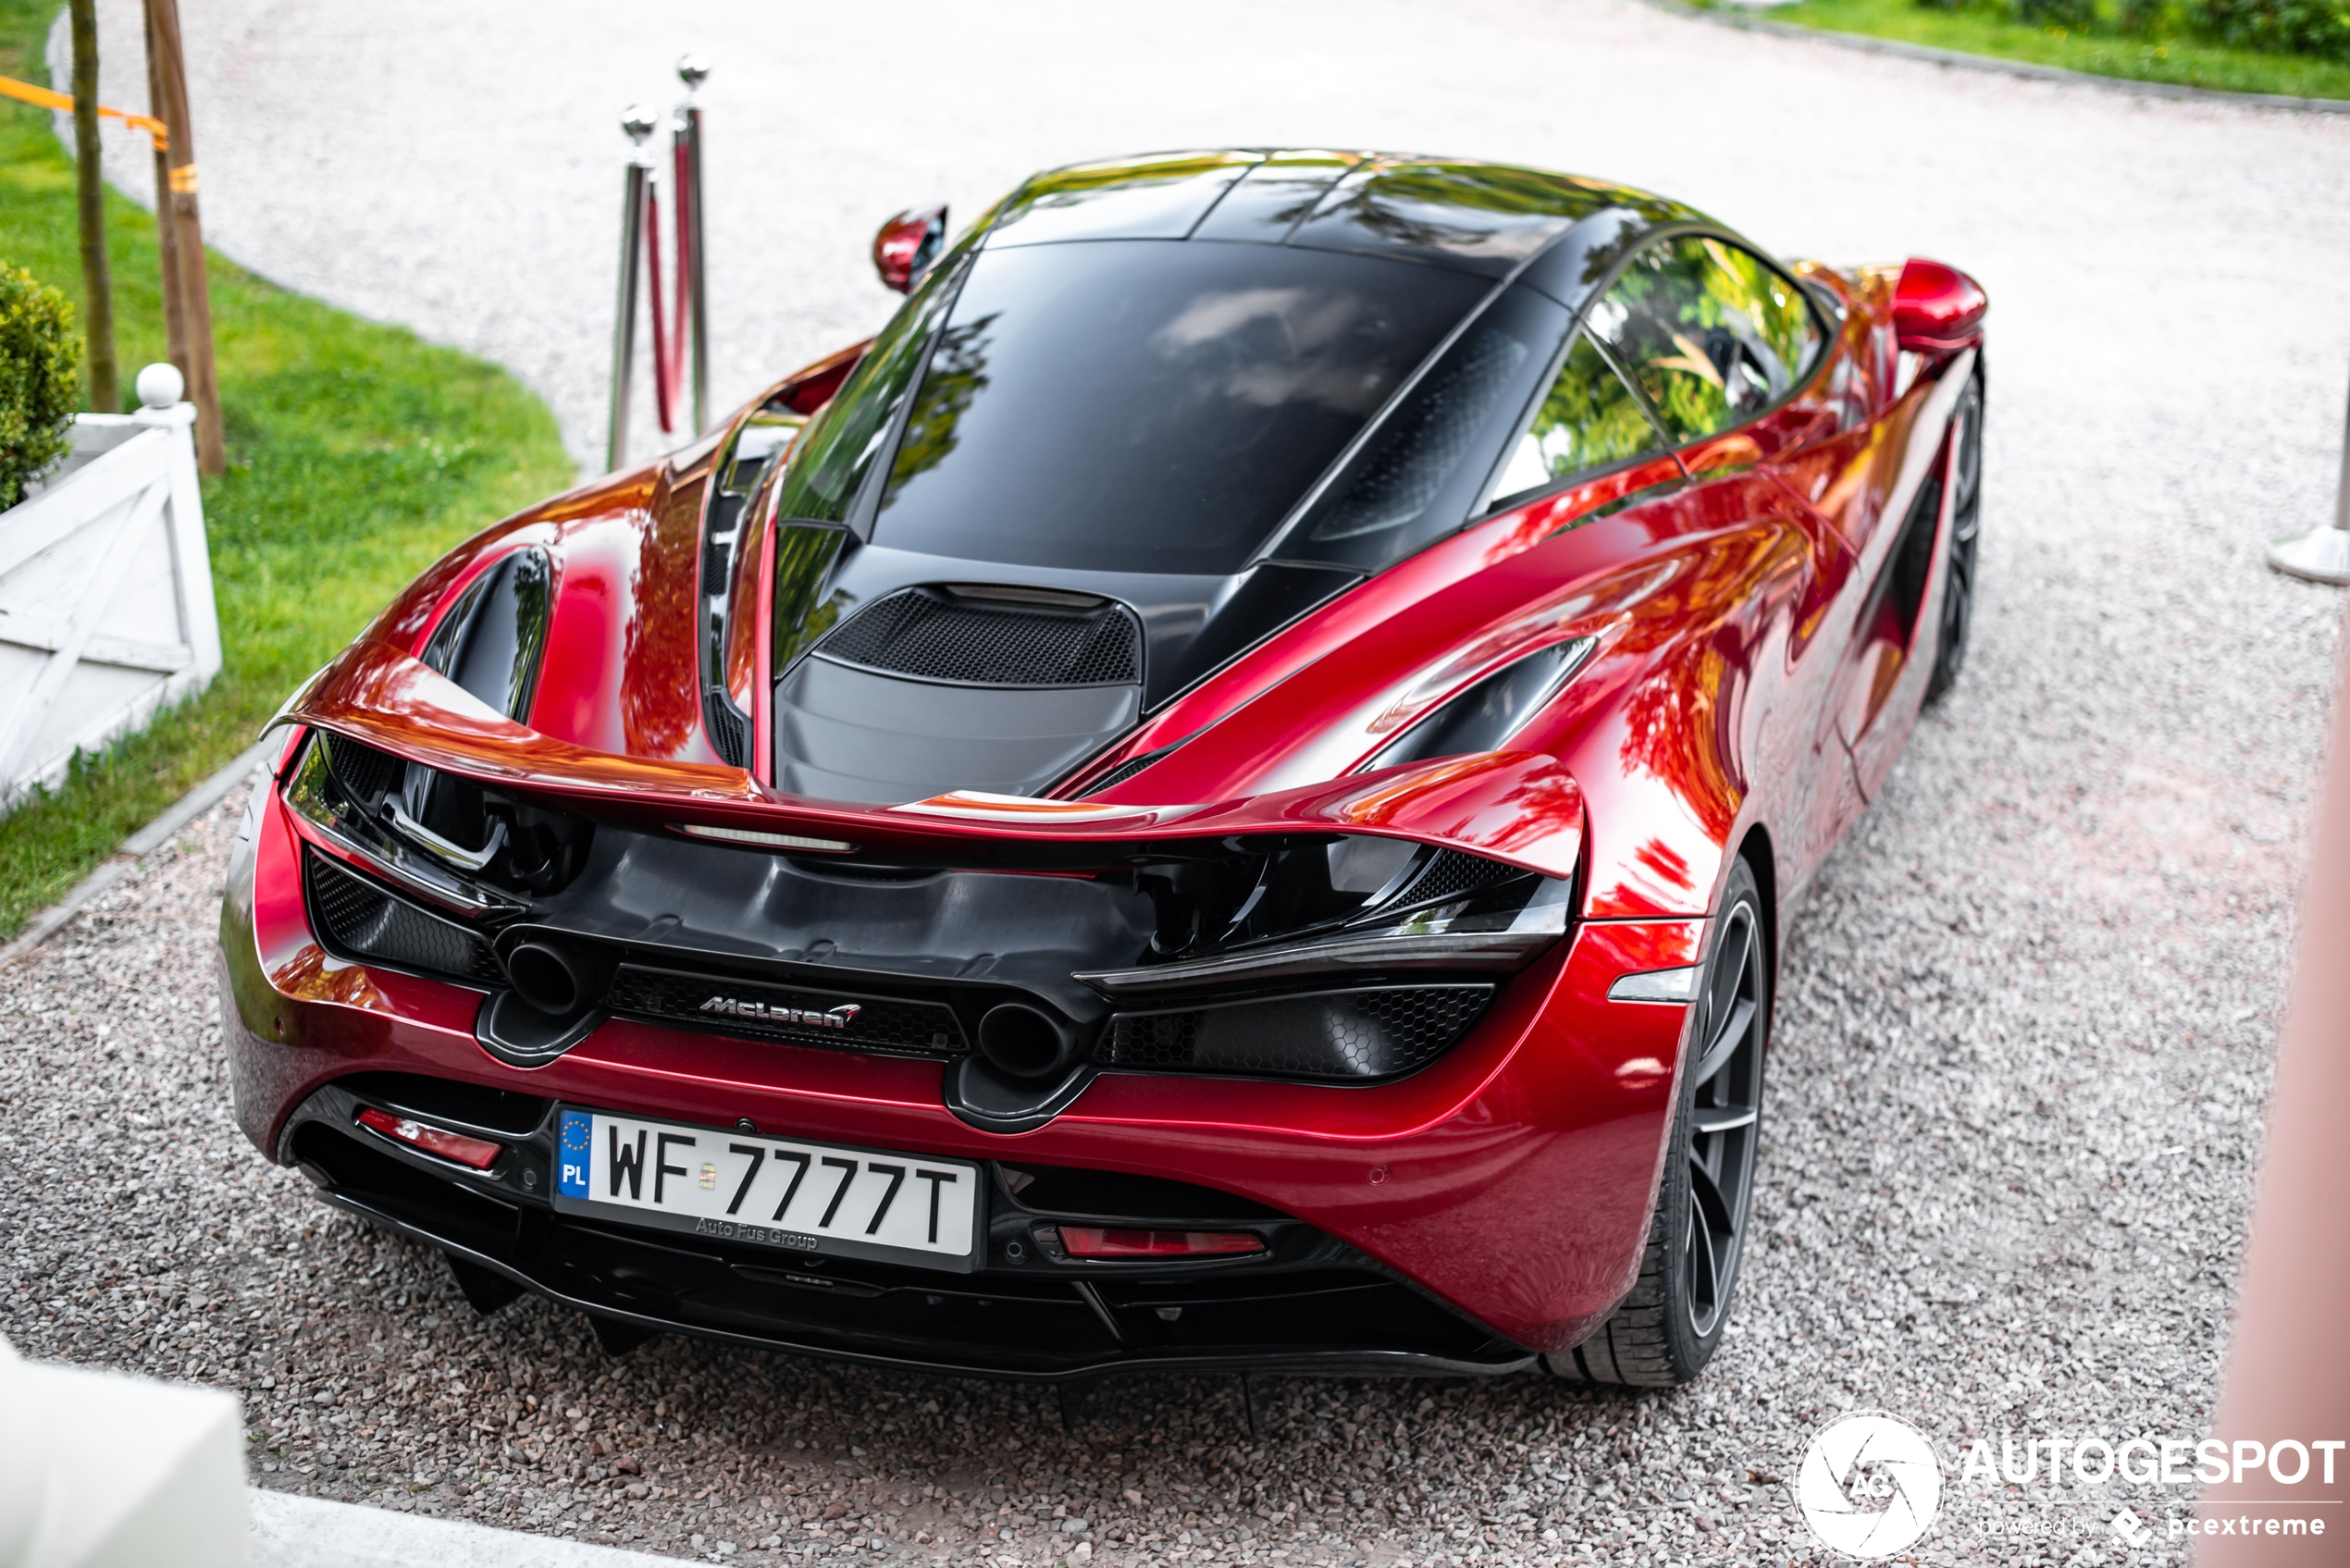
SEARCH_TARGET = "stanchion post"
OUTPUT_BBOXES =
[676,55,711,436]
[2338,366,2350,534]
[607,105,657,473]
[2266,361,2350,585]
[141,0,186,413]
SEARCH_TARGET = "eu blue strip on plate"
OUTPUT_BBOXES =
[557,1108,591,1198]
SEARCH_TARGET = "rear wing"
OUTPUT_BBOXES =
[274,636,1584,879]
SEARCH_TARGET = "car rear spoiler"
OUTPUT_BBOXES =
[271,636,1584,878]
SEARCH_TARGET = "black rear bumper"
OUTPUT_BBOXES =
[279,1075,1534,1383]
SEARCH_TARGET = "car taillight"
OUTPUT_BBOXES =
[356,1107,502,1170]
[1076,843,1573,1006]
[1054,1226,1265,1259]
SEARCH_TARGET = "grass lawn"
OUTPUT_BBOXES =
[0,0,572,940]
[1702,0,2350,99]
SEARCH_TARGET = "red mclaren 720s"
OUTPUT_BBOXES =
[220,150,1986,1388]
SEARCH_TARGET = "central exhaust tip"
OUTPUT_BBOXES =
[975,1002,1079,1080]
[504,940,607,1018]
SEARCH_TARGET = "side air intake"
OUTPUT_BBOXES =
[304,850,504,986]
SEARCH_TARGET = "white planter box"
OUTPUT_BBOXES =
[0,369,219,814]
[0,1336,250,1568]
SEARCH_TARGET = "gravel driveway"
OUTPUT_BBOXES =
[10,1,2350,1564]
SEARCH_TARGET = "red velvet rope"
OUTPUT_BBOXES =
[644,179,675,435]
[672,132,695,415]
[639,142,697,437]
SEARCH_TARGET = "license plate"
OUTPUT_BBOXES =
[551,1108,982,1273]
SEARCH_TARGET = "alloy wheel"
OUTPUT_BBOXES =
[1928,377,1985,701]
[1683,896,1764,1340]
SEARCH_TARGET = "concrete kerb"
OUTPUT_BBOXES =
[0,734,279,968]
[248,1489,673,1567]
[1639,0,2350,115]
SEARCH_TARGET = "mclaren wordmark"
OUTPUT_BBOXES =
[699,995,862,1030]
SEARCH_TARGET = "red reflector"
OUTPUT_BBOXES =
[1055,1226,1265,1259]
[356,1107,502,1170]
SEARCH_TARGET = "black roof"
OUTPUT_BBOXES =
[977,149,1707,290]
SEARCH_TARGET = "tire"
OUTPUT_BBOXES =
[1923,375,1984,706]
[1548,857,1769,1387]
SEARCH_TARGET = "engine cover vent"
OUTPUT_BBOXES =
[777,586,1147,803]
[815,587,1142,688]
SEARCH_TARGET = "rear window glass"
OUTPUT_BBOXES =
[870,241,1488,577]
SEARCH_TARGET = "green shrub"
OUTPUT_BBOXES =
[2011,0,2099,27]
[0,260,77,509]
[1907,0,2349,53]
[2190,0,2350,56]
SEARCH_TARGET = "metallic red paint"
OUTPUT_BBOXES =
[1893,258,1989,356]
[352,342,858,778]
[219,224,1987,1365]
[1074,451,1697,797]
[749,500,776,787]
[770,340,868,416]
[872,207,947,294]
[616,465,717,760]
[222,757,1699,1348]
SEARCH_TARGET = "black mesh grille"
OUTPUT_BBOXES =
[1311,325,1529,543]
[1099,985,1492,1081]
[304,850,503,985]
[815,589,1140,686]
[606,966,967,1057]
[1391,848,1522,909]
[704,693,748,769]
[321,732,402,806]
[1082,745,1176,796]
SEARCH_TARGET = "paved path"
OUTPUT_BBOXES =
[59,0,2350,473]
[14,2,2350,1564]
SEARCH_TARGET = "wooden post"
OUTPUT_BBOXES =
[142,12,186,390]
[141,0,221,475]
[68,0,117,414]
[141,0,187,423]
